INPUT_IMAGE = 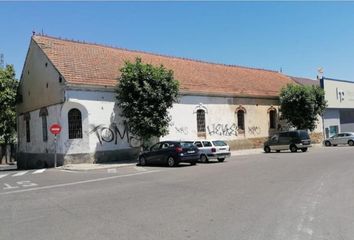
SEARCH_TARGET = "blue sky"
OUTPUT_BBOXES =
[1,2,354,80]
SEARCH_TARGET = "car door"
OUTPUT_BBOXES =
[278,132,290,150]
[268,134,279,150]
[342,133,350,144]
[202,141,213,154]
[146,142,162,163]
[194,141,205,155]
[334,133,344,145]
[157,142,173,163]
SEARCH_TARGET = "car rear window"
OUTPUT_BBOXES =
[299,131,310,140]
[212,140,227,146]
[180,141,194,148]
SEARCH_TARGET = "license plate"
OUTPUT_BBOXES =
[187,150,195,153]
[220,148,226,150]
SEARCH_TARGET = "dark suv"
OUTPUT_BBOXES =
[138,141,199,167]
[264,130,311,153]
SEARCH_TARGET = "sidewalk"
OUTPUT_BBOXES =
[0,163,17,171]
[60,162,137,171]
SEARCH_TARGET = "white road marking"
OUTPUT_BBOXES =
[0,174,9,179]
[12,171,29,177]
[107,168,117,173]
[32,169,46,174]
[3,183,19,190]
[0,169,161,195]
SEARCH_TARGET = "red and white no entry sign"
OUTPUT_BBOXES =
[50,123,62,135]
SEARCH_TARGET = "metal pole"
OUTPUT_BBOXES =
[54,134,57,168]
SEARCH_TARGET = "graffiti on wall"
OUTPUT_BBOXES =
[170,122,189,135]
[207,124,238,136]
[89,123,139,147]
[175,126,189,135]
[248,126,261,135]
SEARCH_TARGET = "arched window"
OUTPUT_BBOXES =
[68,108,82,139]
[269,110,277,129]
[237,110,245,130]
[196,109,206,134]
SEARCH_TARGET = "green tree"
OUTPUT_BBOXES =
[115,58,179,148]
[279,84,327,131]
[0,64,18,144]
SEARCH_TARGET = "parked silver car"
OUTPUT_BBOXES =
[323,132,354,146]
[193,140,231,162]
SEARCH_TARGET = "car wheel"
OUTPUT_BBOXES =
[301,148,308,152]
[139,156,147,166]
[276,150,280,153]
[167,156,177,167]
[290,145,297,152]
[264,146,271,153]
[324,141,331,147]
[348,140,354,146]
[217,158,225,162]
[200,154,209,163]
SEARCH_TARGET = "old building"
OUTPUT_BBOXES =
[16,34,322,168]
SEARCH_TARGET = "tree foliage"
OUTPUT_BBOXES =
[115,58,179,145]
[0,64,18,144]
[279,84,327,131]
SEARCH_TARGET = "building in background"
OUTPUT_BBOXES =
[320,77,354,138]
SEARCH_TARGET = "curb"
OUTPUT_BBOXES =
[60,162,137,171]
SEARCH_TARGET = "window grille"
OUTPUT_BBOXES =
[26,119,30,142]
[237,110,245,130]
[269,110,276,129]
[42,116,48,142]
[68,108,82,139]
[196,109,206,133]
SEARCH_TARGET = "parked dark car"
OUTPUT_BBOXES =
[264,130,311,153]
[138,141,199,167]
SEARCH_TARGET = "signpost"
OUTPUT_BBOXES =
[50,123,62,168]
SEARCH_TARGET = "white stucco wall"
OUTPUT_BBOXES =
[18,104,62,154]
[60,89,138,155]
[18,90,324,156]
[162,95,281,141]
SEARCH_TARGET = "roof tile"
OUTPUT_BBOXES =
[33,35,295,97]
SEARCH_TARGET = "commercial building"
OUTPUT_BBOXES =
[321,77,354,137]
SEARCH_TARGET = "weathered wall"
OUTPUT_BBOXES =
[17,39,65,114]
[18,104,62,154]
[162,95,281,141]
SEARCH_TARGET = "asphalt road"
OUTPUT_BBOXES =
[1,146,354,240]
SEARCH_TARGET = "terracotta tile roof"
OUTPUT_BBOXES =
[289,76,320,86]
[32,35,295,97]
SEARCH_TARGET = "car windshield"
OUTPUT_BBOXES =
[180,141,194,148]
[212,140,227,146]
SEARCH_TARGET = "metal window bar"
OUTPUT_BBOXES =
[196,110,206,133]
[68,109,83,139]
[26,119,30,142]
[237,110,245,130]
[269,110,276,129]
[42,116,48,142]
